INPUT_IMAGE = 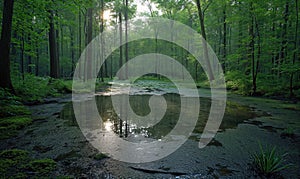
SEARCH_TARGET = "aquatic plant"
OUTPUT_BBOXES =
[252,143,292,176]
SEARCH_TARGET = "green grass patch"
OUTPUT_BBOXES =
[0,117,32,139]
[28,158,56,174]
[0,104,30,118]
[0,88,31,118]
[0,149,57,178]
[13,74,72,103]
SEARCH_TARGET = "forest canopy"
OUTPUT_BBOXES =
[0,0,299,98]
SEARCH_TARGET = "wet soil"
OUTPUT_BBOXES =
[0,86,299,178]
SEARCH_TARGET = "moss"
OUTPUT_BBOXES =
[0,149,57,178]
[0,105,30,118]
[28,158,56,174]
[0,149,29,177]
[0,149,29,161]
[47,79,72,95]
[0,117,32,139]
[93,153,108,160]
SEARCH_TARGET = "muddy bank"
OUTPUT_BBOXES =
[0,88,299,178]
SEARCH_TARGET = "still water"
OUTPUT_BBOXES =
[61,93,256,142]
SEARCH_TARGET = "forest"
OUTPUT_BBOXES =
[0,0,299,178]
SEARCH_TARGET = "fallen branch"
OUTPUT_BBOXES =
[129,166,187,176]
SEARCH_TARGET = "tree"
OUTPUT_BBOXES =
[0,0,15,91]
[124,0,129,80]
[289,0,299,97]
[49,9,59,78]
[195,0,214,81]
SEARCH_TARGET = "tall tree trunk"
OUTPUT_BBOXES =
[70,26,75,73]
[249,2,256,95]
[253,16,261,95]
[195,0,214,81]
[78,6,82,77]
[35,44,39,76]
[20,34,25,81]
[278,1,289,80]
[86,7,93,80]
[222,4,227,73]
[78,6,82,58]
[100,0,105,82]
[124,0,129,80]
[49,10,59,78]
[0,0,14,91]
[290,0,299,97]
[55,11,60,77]
[119,12,123,80]
[27,36,32,74]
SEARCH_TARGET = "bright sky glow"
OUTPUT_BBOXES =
[103,9,112,21]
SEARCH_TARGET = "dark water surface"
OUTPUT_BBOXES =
[61,93,257,142]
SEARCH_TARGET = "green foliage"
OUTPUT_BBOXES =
[28,158,56,174]
[252,143,292,176]
[0,149,29,162]
[0,149,56,178]
[225,71,252,95]
[13,74,72,102]
[0,88,30,118]
[0,117,32,139]
[0,149,29,177]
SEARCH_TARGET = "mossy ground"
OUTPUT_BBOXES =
[0,149,56,178]
[13,75,73,103]
[0,117,32,139]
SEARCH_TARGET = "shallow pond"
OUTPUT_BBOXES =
[61,93,257,143]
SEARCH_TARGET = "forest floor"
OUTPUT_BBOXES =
[0,82,299,178]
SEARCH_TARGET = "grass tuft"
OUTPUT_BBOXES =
[252,143,293,177]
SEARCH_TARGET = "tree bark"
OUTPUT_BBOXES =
[0,0,14,91]
[49,10,59,78]
[222,4,227,73]
[100,0,105,82]
[290,0,299,97]
[249,2,257,95]
[253,16,261,95]
[124,0,129,80]
[119,12,123,80]
[86,7,93,80]
[195,0,214,81]
[70,26,75,73]
[35,44,39,76]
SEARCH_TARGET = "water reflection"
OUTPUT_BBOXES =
[61,93,257,142]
